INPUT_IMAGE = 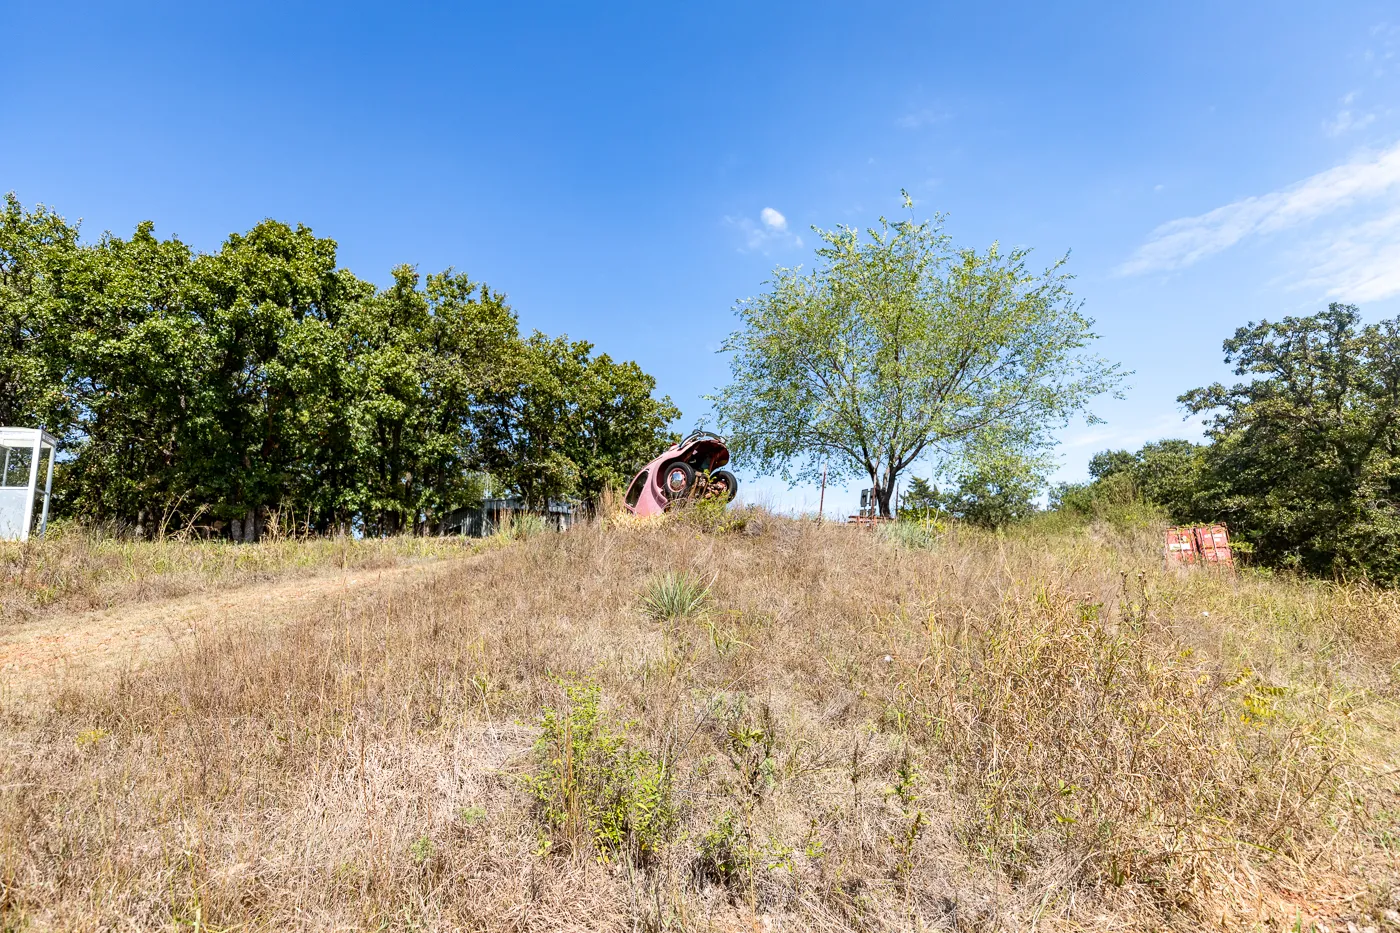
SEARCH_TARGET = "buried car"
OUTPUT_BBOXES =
[623,431,739,517]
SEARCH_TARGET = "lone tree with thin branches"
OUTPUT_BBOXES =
[710,194,1124,517]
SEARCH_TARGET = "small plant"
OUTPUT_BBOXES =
[703,615,752,657]
[74,728,110,748]
[879,519,941,550]
[525,679,677,865]
[886,753,925,879]
[801,817,825,862]
[640,571,712,622]
[696,810,752,889]
[409,835,434,865]
[710,695,779,801]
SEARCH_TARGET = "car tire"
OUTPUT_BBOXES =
[711,469,739,502]
[659,461,696,500]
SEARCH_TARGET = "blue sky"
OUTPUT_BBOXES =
[7,3,1400,515]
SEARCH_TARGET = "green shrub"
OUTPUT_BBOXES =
[671,495,753,533]
[640,571,712,622]
[696,810,752,888]
[1046,473,1164,530]
[525,680,676,865]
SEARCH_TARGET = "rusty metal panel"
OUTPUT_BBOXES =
[1164,527,1197,565]
[1194,524,1233,566]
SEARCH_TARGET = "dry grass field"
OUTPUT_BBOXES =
[0,527,475,621]
[1,510,1397,931]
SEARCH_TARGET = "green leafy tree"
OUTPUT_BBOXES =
[190,220,359,538]
[345,265,517,534]
[59,221,207,534]
[899,476,940,518]
[710,194,1123,517]
[937,466,1041,529]
[1087,449,1137,480]
[0,194,81,432]
[477,334,679,507]
[1055,440,1208,526]
[1181,303,1400,582]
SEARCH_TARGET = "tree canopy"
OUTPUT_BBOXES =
[0,194,678,538]
[1183,303,1400,581]
[709,194,1123,516]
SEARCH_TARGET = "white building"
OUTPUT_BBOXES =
[0,427,57,542]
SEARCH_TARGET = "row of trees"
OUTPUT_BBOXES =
[1057,303,1400,584]
[0,194,678,538]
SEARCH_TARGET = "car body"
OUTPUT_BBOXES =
[623,431,738,516]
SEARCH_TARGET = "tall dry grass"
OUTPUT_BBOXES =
[0,513,1397,930]
[0,527,476,621]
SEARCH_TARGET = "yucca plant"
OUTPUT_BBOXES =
[640,570,712,622]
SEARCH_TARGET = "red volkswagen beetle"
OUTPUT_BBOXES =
[623,431,739,517]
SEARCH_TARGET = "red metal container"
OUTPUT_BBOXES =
[1194,524,1233,565]
[1164,524,1234,568]
[1164,527,1198,565]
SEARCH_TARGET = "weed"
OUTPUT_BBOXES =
[886,753,925,880]
[703,612,752,657]
[879,518,942,550]
[409,835,434,865]
[671,495,749,533]
[525,679,677,865]
[696,810,751,889]
[712,696,778,801]
[74,728,110,748]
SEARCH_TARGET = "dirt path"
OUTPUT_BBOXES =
[0,557,470,682]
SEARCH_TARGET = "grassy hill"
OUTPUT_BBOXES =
[1,513,1397,931]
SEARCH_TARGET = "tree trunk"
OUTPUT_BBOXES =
[242,508,257,543]
[877,482,895,518]
[230,517,242,542]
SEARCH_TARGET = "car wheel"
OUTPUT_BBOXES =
[711,469,739,502]
[659,461,696,499]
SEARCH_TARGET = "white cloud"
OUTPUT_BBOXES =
[1295,209,1400,302]
[1325,91,1376,137]
[1119,141,1400,279]
[725,208,803,253]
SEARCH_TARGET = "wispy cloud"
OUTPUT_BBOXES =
[1060,413,1204,454]
[896,107,949,130]
[1119,142,1400,300]
[1295,209,1400,302]
[1325,91,1377,137]
[725,206,803,253]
